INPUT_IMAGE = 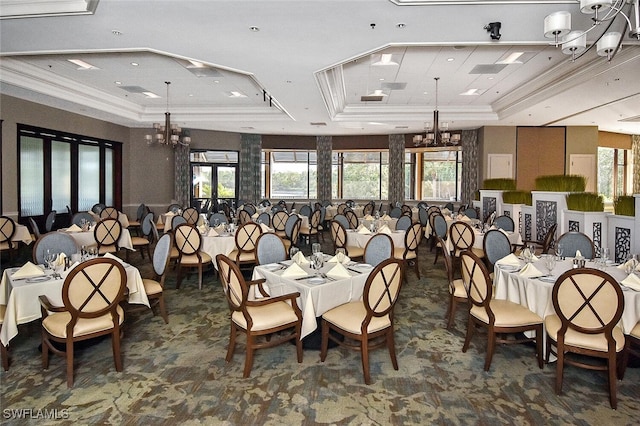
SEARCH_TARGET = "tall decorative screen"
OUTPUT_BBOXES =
[174,143,190,207]
[239,134,262,203]
[317,136,332,203]
[388,134,405,206]
[633,135,640,194]
[460,129,479,205]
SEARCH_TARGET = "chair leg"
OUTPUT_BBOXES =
[158,295,169,324]
[535,325,543,369]
[1,343,8,371]
[413,258,420,279]
[243,335,255,378]
[226,324,237,362]
[484,330,496,371]
[462,316,475,353]
[320,320,329,362]
[446,295,456,330]
[198,264,203,290]
[42,333,49,369]
[295,323,303,363]
[608,354,618,409]
[555,343,565,395]
[387,329,399,371]
[361,337,371,385]
[176,265,183,289]
[112,324,123,372]
[66,339,74,388]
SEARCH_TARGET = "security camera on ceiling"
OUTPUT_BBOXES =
[484,22,501,40]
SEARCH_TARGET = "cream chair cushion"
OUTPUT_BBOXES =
[42,306,125,338]
[450,278,467,298]
[470,300,542,327]
[346,246,364,258]
[142,279,163,296]
[545,314,625,352]
[232,301,299,331]
[323,301,391,334]
[228,250,256,263]
[393,247,416,260]
[179,252,212,265]
[630,321,640,339]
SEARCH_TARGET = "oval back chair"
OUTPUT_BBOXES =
[364,233,394,267]
[556,231,595,259]
[33,232,78,264]
[256,233,287,265]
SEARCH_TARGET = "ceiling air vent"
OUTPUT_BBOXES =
[310,122,327,126]
[119,86,148,93]
[469,64,507,74]
[381,82,407,90]
[361,95,384,102]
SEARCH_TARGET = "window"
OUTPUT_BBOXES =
[341,152,388,199]
[598,147,632,202]
[266,151,317,199]
[421,149,462,201]
[18,125,121,219]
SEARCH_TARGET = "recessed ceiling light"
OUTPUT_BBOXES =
[142,91,160,98]
[487,77,494,80]
[213,80,220,84]
[189,94,194,97]
[396,23,406,29]
[229,91,247,98]
[496,52,524,64]
[447,58,455,62]
[67,59,99,70]
[372,53,398,66]
[423,91,428,95]
[460,88,484,96]
[379,78,385,81]
[187,60,205,68]
[131,62,139,66]
[249,26,260,32]
[114,81,122,85]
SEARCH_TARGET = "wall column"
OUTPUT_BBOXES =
[239,134,262,203]
[388,134,405,206]
[317,135,332,202]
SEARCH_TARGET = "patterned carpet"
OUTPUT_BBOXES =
[1,236,639,425]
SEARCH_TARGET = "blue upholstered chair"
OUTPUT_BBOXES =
[256,233,287,265]
[32,232,78,264]
[556,231,595,259]
[364,233,393,267]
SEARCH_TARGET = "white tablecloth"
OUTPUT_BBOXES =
[325,205,365,220]
[252,260,371,338]
[346,229,406,249]
[494,258,640,360]
[89,211,130,228]
[60,228,134,250]
[0,262,149,345]
[12,224,33,245]
[200,233,237,269]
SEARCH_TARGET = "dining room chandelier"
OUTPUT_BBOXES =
[145,81,191,148]
[543,0,640,62]
[413,77,460,147]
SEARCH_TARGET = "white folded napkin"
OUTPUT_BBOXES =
[11,262,45,279]
[441,208,451,215]
[281,262,308,279]
[56,252,67,266]
[519,263,544,278]
[378,225,392,235]
[327,262,351,279]
[197,224,207,234]
[357,226,371,235]
[165,212,175,217]
[208,228,219,237]
[458,215,470,222]
[621,273,640,291]
[499,229,510,236]
[489,225,498,230]
[103,252,125,265]
[364,215,374,220]
[292,251,310,265]
[328,252,351,264]
[381,214,391,220]
[259,223,272,233]
[575,250,583,259]
[496,253,521,267]
[66,224,82,232]
[617,260,640,271]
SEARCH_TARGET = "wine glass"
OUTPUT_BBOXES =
[289,247,300,259]
[44,250,57,272]
[312,243,321,254]
[556,243,564,260]
[81,245,87,261]
[544,254,556,276]
[522,247,532,264]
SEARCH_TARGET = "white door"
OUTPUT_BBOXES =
[569,154,596,192]
[487,154,513,179]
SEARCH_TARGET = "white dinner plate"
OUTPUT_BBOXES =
[26,276,52,283]
[538,276,556,283]
[307,277,325,284]
[356,263,373,269]
[497,264,519,271]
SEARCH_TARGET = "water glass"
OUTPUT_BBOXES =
[289,247,300,259]
[312,243,321,254]
[312,252,324,270]
[601,247,610,262]
[336,248,346,257]
[556,243,564,260]
[544,254,556,276]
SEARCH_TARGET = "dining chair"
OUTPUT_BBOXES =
[300,208,322,244]
[432,213,449,264]
[171,215,187,231]
[463,207,478,220]
[129,212,154,260]
[438,236,467,330]
[181,207,200,225]
[483,229,513,274]
[127,203,148,234]
[363,233,394,267]
[449,221,485,267]
[337,203,348,215]
[275,212,292,238]
[278,199,288,211]
[0,216,17,264]
[393,222,423,281]
[100,206,119,220]
[321,199,331,207]
[174,223,213,290]
[344,210,358,230]
[229,222,262,268]
[271,204,284,213]
[363,202,375,217]
[345,199,355,208]
[238,209,252,225]
[330,220,364,260]
[545,268,625,409]
[418,206,429,229]
[492,215,514,232]
[167,203,181,214]
[258,198,271,208]
[522,223,557,256]
[460,251,543,371]
[94,218,122,255]
[333,214,349,230]
[216,253,303,378]
[401,204,412,216]
[389,207,402,218]
[395,215,412,232]
[141,233,173,323]
[32,232,78,264]
[28,216,42,241]
[257,211,271,227]
[243,203,257,216]
[0,304,7,370]
[39,257,127,387]
[45,210,57,232]
[556,231,595,259]
[208,212,229,226]
[70,212,94,227]
[298,204,312,218]
[320,258,403,384]
[444,202,454,211]
[91,203,106,215]
[283,215,301,255]
[256,232,287,265]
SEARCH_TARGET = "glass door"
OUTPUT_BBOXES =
[191,164,238,213]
